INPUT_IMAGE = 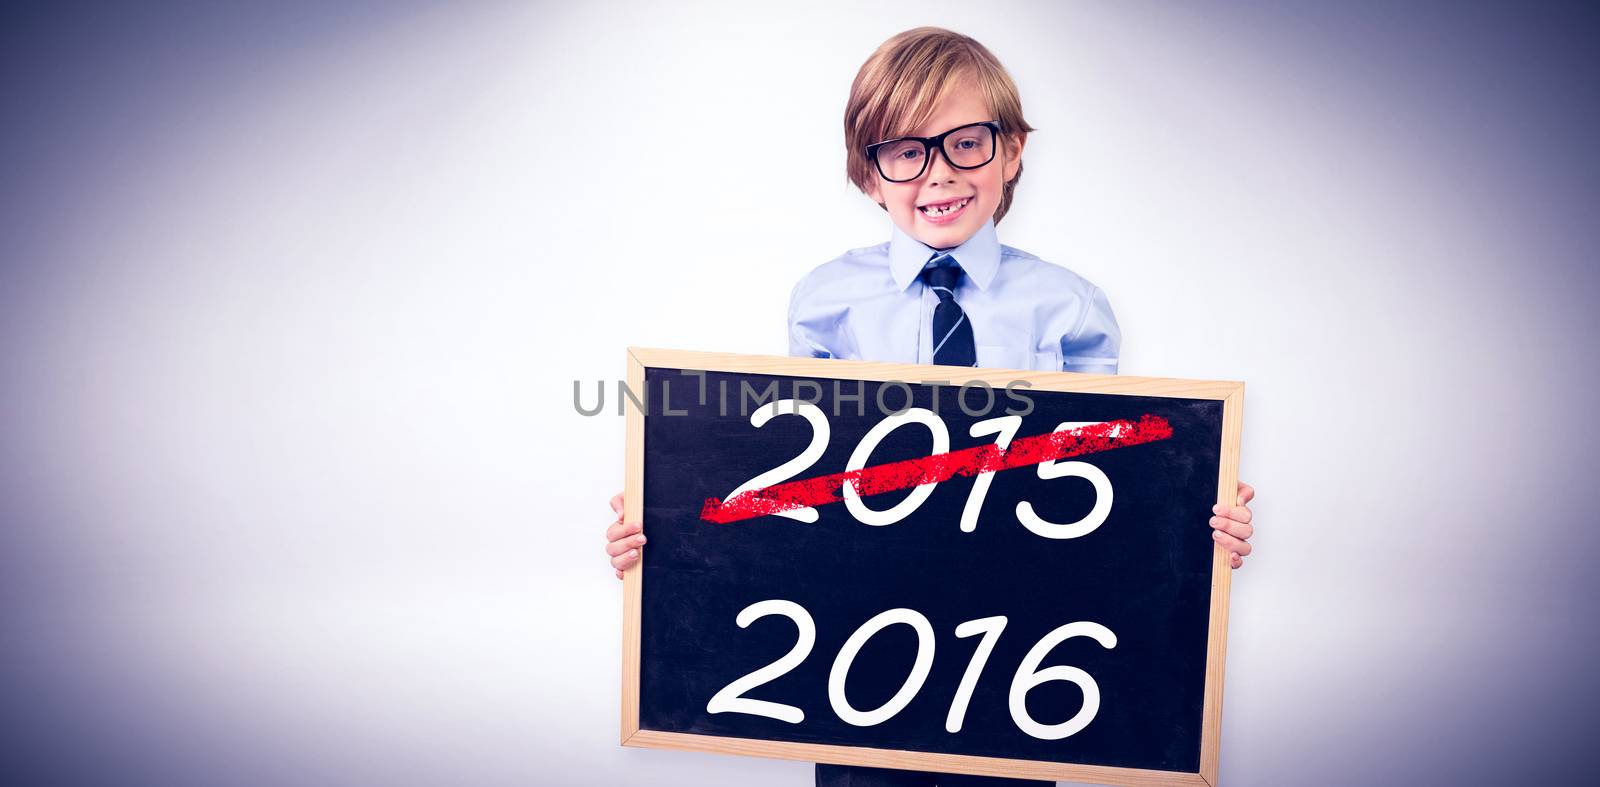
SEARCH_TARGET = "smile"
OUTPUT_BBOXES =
[918,197,971,224]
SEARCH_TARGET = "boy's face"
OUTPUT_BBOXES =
[866,80,1025,250]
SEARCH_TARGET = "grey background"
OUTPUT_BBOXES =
[1,2,1595,785]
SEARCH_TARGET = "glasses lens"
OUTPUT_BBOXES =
[874,139,926,182]
[945,124,995,169]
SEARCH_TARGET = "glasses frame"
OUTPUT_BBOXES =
[864,121,1003,183]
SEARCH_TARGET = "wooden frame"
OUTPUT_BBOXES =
[620,347,1244,787]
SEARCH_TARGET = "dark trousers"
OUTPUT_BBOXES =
[815,764,1051,786]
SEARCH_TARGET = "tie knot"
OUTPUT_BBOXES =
[921,259,962,298]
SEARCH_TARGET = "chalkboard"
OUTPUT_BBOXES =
[619,348,1243,786]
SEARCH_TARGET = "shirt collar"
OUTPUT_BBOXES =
[889,217,1001,292]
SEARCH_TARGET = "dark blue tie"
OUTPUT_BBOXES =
[922,255,977,367]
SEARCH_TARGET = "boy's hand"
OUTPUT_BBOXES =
[1209,481,1256,569]
[605,492,645,579]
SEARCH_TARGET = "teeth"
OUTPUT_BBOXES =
[922,198,969,217]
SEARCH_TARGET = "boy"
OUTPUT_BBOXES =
[604,26,1257,786]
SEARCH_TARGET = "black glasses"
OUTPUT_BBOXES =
[865,121,1001,183]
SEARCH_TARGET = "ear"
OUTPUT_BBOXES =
[1002,133,1027,183]
[865,177,883,205]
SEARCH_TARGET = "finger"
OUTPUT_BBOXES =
[1237,482,1254,507]
[605,519,642,542]
[1211,529,1252,556]
[610,492,625,515]
[1209,516,1254,541]
[610,549,640,571]
[606,533,648,557]
[1211,503,1252,525]
[1203,515,1254,540]
[1230,552,1243,569]
[615,568,624,580]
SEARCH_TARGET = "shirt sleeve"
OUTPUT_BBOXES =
[1061,284,1121,374]
[787,275,835,359]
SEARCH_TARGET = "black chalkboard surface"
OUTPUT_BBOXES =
[619,348,1244,786]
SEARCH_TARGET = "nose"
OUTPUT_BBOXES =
[924,145,956,182]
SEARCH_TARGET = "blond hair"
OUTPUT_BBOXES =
[844,27,1035,224]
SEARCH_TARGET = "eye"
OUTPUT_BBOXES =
[875,140,924,162]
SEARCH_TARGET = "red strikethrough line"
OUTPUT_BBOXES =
[699,414,1172,524]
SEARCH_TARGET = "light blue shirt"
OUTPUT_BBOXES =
[787,219,1121,373]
